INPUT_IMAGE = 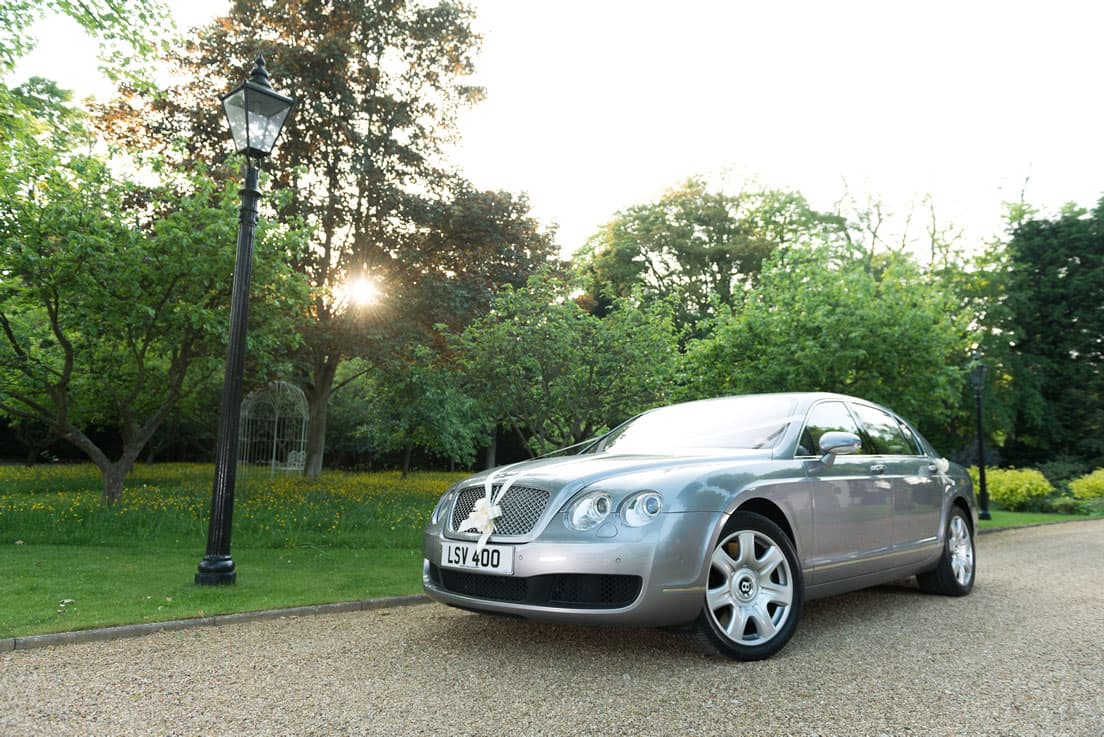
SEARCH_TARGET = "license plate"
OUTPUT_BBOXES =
[441,541,514,575]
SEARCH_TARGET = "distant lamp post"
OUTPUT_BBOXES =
[196,56,296,585]
[969,350,992,521]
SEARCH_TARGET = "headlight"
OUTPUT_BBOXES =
[622,491,663,527]
[567,491,612,530]
[430,489,457,526]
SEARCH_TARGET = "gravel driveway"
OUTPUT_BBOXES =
[3,520,1102,737]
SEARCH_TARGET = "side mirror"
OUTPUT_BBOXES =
[819,431,862,456]
[808,431,862,471]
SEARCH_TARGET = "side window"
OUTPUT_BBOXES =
[850,403,916,455]
[895,419,924,455]
[798,401,863,456]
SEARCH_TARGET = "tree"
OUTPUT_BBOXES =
[96,1,556,477]
[832,189,969,273]
[990,201,1104,467]
[574,177,847,335]
[683,245,969,445]
[0,0,170,85]
[352,345,486,476]
[408,180,558,333]
[458,271,680,458]
[0,81,307,502]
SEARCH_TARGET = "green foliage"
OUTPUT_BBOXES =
[351,346,488,473]
[410,183,558,332]
[575,178,848,336]
[1070,469,1104,501]
[969,467,1054,512]
[0,0,171,86]
[457,270,680,456]
[989,201,1104,467]
[0,80,310,502]
[94,2,556,476]
[1037,456,1092,488]
[683,245,968,443]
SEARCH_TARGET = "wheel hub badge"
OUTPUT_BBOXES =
[734,572,757,602]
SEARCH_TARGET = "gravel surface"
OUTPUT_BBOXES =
[2,520,1102,737]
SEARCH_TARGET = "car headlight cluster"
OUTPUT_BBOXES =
[622,491,663,527]
[567,491,612,530]
[566,490,663,530]
[430,488,457,526]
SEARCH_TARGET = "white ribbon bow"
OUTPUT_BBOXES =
[933,457,952,487]
[457,464,522,551]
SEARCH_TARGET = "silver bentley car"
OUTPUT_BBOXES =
[422,393,977,659]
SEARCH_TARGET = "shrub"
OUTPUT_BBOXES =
[1069,468,1104,500]
[968,467,1054,512]
[1037,456,1090,488]
[1045,495,1089,515]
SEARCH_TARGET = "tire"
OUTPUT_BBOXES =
[690,512,803,661]
[917,506,975,596]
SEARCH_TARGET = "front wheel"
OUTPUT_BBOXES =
[917,506,975,596]
[690,512,803,660]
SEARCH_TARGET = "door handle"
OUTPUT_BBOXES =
[869,464,886,474]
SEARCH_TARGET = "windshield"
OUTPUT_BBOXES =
[594,396,798,454]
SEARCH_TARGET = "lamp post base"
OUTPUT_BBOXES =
[195,555,237,586]
[978,510,992,521]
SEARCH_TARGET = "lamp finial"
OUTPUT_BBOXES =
[249,55,273,90]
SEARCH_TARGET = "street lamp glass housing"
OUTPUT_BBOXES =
[969,353,988,392]
[220,56,295,159]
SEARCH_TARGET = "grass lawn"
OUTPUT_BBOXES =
[977,509,1095,531]
[1,463,1099,639]
[0,544,422,637]
[1,463,462,638]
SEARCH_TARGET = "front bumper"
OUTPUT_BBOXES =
[422,511,721,627]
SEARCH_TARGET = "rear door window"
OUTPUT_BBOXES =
[850,403,917,455]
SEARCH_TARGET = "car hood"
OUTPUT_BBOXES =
[457,449,777,498]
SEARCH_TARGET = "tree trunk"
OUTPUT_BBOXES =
[484,430,497,469]
[101,462,129,506]
[401,443,413,479]
[303,355,339,479]
[98,446,144,506]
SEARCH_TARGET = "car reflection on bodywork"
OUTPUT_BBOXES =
[422,392,977,660]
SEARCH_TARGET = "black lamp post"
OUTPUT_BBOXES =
[196,56,296,585]
[969,350,992,521]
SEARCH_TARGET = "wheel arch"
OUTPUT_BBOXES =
[950,495,975,533]
[734,497,796,546]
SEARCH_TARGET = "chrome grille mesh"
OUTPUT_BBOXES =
[450,484,550,536]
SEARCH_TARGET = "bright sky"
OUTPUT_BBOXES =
[13,0,1104,256]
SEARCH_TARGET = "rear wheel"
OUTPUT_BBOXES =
[917,506,975,596]
[690,512,803,660]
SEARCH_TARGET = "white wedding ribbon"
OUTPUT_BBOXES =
[457,464,523,551]
[933,457,953,488]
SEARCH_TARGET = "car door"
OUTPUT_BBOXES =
[800,400,895,585]
[848,402,942,565]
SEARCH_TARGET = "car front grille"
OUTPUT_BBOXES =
[450,484,550,537]
[429,565,642,609]
[435,567,530,602]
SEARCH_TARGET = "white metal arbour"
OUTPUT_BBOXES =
[238,380,307,475]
